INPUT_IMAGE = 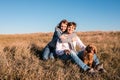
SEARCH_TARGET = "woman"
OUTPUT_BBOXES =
[42,19,68,60]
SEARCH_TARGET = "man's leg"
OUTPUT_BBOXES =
[93,54,100,65]
[77,50,84,59]
[58,53,71,61]
[70,50,90,71]
[78,51,100,66]
[93,54,107,73]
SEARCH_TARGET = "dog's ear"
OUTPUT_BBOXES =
[85,44,90,52]
[83,50,87,56]
[93,46,97,53]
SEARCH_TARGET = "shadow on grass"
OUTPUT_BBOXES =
[29,43,43,60]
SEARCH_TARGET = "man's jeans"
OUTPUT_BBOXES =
[58,50,100,71]
[77,50,100,66]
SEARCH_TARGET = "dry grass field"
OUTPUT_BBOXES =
[0,31,120,80]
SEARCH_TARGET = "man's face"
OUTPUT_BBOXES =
[60,23,67,32]
[67,25,75,34]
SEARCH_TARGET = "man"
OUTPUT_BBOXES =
[56,22,106,74]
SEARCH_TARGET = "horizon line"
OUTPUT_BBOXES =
[0,30,119,35]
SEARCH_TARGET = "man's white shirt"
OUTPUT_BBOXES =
[56,36,86,55]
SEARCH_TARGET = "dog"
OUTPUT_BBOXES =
[83,44,97,67]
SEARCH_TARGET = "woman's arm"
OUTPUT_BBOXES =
[55,27,62,38]
[60,32,77,43]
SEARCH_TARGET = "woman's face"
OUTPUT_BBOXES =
[67,25,75,34]
[60,23,67,32]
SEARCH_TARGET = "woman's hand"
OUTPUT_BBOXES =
[60,35,67,39]
[72,37,77,42]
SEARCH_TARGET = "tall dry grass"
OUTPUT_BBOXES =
[0,31,120,80]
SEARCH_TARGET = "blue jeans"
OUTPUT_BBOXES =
[77,51,100,66]
[58,50,100,71]
[42,45,54,60]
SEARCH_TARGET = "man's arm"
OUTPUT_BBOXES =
[76,36,86,51]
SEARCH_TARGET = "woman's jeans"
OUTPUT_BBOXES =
[42,45,54,60]
[58,50,100,71]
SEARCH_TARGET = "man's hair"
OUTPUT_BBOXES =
[67,22,77,30]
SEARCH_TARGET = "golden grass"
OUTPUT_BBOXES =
[0,31,120,80]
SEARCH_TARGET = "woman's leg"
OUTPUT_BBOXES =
[42,45,50,60]
[49,52,54,59]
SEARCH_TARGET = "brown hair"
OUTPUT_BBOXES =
[67,22,77,30]
[57,19,68,29]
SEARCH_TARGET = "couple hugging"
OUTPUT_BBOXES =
[42,19,106,74]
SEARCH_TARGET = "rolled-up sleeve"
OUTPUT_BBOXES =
[76,37,86,51]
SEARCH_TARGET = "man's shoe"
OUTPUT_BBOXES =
[87,68,97,75]
[99,68,107,73]
[95,63,107,73]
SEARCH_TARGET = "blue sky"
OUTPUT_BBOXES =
[0,0,120,34]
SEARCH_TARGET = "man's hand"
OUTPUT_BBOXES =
[64,49,70,55]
